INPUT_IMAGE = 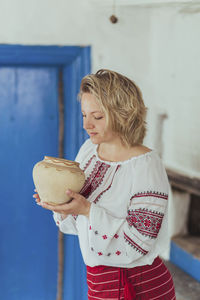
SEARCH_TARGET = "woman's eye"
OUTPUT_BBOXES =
[82,114,103,120]
[94,116,103,120]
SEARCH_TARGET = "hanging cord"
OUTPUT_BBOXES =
[118,268,137,300]
[110,0,118,23]
[56,69,65,300]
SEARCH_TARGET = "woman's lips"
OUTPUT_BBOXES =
[89,132,97,136]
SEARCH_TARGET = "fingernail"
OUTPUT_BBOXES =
[66,190,71,194]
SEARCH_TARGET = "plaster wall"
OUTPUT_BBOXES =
[1,0,199,177]
[0,0,199,258]
[146,4,200,179]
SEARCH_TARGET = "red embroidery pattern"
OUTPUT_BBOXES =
[89,227,122,256]
[82,155,96,171]
[126,208,164,239]
[93,165,121,204]
[124,232,148,255]
[89,225,120,241]
[90,247,122,257]
[72,214,78,220]
[130,191,168,201]
[72,155,96,222]
[80,160,110,198]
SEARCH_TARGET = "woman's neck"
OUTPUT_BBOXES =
[98,140,134,162]
[97,139,151,163]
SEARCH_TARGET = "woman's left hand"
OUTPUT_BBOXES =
[37,190,91,218]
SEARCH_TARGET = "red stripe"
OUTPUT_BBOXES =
[131,192,168,201]
[87,257,175,299]
[124,232,148,255]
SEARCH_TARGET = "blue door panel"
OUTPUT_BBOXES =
[62,62,88,300]
[0,66,59,300]
[0,45,91,300]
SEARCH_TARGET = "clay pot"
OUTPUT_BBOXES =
[33,156,85,205]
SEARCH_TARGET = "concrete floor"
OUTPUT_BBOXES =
[164,260,200,300]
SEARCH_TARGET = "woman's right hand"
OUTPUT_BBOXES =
[33,189,68,220]
[33,189,41,204]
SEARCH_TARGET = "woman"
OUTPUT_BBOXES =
[34,69,176,299]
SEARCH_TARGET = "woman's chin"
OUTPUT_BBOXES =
[89,135,100,144]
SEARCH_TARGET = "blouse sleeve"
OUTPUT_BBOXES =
[88,153,169,262]
[53,212,78,235]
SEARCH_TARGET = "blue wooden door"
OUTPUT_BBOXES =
[0,45,90,300]
[0,66,59,300]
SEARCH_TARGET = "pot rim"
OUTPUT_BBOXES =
[44,156,80,167]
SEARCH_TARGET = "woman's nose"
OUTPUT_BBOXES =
[83,118,94,130]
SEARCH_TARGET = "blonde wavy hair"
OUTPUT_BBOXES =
[79,69,147,147]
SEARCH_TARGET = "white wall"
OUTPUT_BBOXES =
[1,0,199,177]
[145,3,200,179]
[0,0,199,257]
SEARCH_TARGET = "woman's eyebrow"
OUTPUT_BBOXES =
[81,111,102,114]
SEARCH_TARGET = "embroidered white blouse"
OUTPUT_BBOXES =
[53,139,170,268]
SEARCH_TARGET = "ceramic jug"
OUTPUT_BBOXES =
[33,156,85,205]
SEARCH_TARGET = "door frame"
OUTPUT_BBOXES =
[0,45,90,67]
[0,44,90,158]
[0,44,91,300]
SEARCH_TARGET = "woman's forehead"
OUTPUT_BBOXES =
[81,93,102,112]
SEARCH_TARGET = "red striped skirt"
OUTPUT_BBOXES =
[87,257,176,300]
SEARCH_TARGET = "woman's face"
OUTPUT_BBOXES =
[81,93,115,144]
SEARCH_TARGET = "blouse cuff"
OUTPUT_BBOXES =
[53,212,78,235]
[53,212,64,226]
